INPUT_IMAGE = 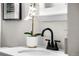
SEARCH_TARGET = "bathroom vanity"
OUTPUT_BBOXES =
[0,47,68,56]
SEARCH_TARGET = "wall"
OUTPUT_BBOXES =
[68,3,79,56]
[1,3,67,50]
[0,4,1,47]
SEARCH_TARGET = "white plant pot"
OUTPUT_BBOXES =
[26,37,38,48]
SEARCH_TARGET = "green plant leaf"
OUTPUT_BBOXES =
[33,33,41,36]
[24,32,41,37]
[24,32,32,36]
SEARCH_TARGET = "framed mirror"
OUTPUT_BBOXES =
[2,3,22,20]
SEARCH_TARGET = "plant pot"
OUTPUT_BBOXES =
[26,37,38,48]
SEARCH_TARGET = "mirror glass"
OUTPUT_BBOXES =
[39,3,67,21]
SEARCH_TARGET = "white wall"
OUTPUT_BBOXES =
[0,4,1,47]
[1,3,67,49]
[68,3,79,56]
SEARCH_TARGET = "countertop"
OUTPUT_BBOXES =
[0,47,68,56]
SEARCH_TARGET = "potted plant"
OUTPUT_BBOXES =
[24,3,41,48]
[24,30,41,48]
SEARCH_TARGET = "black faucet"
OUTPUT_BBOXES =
[41,28,60,51]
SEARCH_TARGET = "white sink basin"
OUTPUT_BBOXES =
[18,49,56,56]
[0,47,68,56]
[18,50,52,56]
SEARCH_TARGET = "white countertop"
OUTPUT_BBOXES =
[0,47,68,56]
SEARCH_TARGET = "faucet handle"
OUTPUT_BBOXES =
[54,40,61,50]
[45,39,50,41]
[54,40,60,42]
[45,39,51,49]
